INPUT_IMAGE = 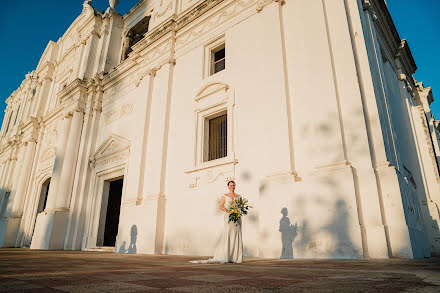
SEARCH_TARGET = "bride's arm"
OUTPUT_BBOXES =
[219,196,229,213]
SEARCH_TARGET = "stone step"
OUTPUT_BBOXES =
[84,246,115,253]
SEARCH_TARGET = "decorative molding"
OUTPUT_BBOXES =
[195,81,229,101]
[417,106,440,180]
[362,0,377,20]
[256,0,275,13]
[176,0,224,29]
[90,134,130,171]
[176,0,255,50]
[186,158,237,188]
[40,147,56,162]
[92,100,103,113]
[135,66,160,87]
[154,0,173,20]
[103,101,135,126]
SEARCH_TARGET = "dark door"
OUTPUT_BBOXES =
[103,178,123,246]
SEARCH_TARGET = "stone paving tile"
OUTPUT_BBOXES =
[151,270,221,278]
[169,284,274,293]
[228,276,302,288]
[97,273,163,282]
[15,288,67,293]
[178,274,248,283]
[132,277,209,289]
[0,249,439,293]
[0,280,44,291]
[28,276,108,287]
[55,281,154,293]
[13,274,71,281]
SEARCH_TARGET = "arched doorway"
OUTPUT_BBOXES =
[27,178,50,247]
[37,178,50,213]
[97,177,124,247]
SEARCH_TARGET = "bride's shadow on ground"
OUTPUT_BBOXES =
[279,207,298,259]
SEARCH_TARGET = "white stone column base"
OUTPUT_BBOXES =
[115,195,166,255]
[30,211,69,250]
[363,225,389,258]
[0,217,21,247]
[385,225,414,258]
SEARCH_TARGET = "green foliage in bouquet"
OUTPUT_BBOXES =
[228,197,252,223]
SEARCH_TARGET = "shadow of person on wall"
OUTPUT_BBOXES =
[279,207,298,259]
[118,241,127,253]
[127,225,137,254]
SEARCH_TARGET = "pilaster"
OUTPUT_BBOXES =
[65,89,103,250]
[55,108,84,209]
[44,111,73,211]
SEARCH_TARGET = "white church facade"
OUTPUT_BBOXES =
[0,0,439,259]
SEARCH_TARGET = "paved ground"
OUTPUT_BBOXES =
[0,249,439,292]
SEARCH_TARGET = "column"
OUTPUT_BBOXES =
[55,109,84,209]
[0,158,15,208]
[0,161,7,216]
[5,146,27,216]
[0,109,11,137]
[32,77,52,118]
[0,145,26,247]
[44,113,72,211]
[30,108,84,250]
[0,162,6,189]
[17,93,28,123]
[74,41,86,79]
[10,140,36,217]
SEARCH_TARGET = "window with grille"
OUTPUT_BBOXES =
[207,114,227,161]
[211,45,225,75]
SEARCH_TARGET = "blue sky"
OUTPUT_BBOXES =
[0,0,439,123]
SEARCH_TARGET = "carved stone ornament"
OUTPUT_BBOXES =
[109,0,119,9]
[90,134,130,171]
[195,81,229,102]
[362,0,378,20]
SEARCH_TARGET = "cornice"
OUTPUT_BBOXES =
[131,16,176,54]
[395,39,417,76]
[364,0,401,59]
[55,79,88,116]
[58,79,88,102]
[36,61,55,77]
[176,0,224,29]
[123,0,148,20]
[41,104,64,125]
[102,0,254,89]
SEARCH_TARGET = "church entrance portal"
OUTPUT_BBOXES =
[97,177,124,247]
[28,178,50,246]
[37,178,50,213]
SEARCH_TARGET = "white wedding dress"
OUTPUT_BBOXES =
[190,195,243,264]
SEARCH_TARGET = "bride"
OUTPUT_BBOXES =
[190,180,243,263]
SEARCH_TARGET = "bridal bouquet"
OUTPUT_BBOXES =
[228,197,252,223]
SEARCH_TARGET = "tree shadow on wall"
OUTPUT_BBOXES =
[279,207,298,259]
[325,199,361,259]
[118,224,137,254]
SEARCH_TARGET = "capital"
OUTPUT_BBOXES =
[74,106,85,113]
[362,0,378,20]
[64,111,73,119]
[92,100,102,112]
[109,0,119,9]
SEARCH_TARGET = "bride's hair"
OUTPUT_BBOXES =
[227,180,235,186]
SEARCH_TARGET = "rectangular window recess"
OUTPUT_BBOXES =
[207,113,227,161]
[211,45,225,75]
